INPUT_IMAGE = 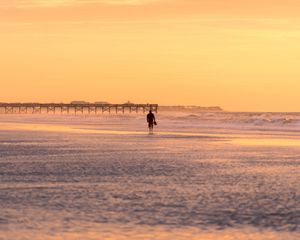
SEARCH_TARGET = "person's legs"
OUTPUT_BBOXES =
[148,122,154,133]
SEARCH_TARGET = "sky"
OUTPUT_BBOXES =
[1,0,300,111]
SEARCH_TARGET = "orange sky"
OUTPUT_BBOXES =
[1,0,300,111]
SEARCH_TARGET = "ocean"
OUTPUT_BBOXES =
[0,112,299,240]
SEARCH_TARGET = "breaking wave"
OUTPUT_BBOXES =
[161,112,300,131]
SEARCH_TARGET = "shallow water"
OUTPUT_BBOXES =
[0,113,300,239]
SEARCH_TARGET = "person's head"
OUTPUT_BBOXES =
[149,110,152,113]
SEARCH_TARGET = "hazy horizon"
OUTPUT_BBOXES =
[1,100,300,113]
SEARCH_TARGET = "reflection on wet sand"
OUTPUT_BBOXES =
[2,122,300,147]
[2,226,299,240]
[231,138,300,147]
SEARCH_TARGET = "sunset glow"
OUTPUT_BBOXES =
[1,0,300,111]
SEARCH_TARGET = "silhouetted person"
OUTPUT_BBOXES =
[147,110,156,133]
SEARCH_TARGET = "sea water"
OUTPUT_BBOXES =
[0,112,299,240]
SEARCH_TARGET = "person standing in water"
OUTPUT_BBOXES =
[147,110,156,134]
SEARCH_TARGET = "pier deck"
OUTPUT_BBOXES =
[0,103,158,114]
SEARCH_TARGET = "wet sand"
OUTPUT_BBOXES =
[0,114,299,239]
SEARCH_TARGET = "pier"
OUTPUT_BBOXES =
[0,103,158,114]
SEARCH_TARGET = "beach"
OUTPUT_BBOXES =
[0,112,299,240]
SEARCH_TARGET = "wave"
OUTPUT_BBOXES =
[160,112,300,131]
[1,111,300,132]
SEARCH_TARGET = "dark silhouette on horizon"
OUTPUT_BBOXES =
[0,103,158,115]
